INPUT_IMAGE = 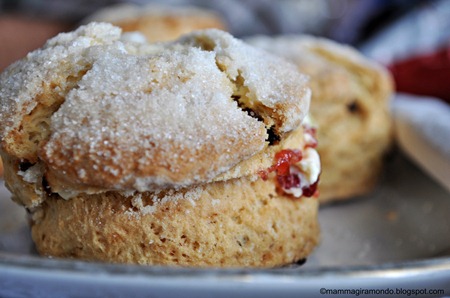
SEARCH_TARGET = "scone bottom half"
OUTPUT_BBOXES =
[0,23,320,267]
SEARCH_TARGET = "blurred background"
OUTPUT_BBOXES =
[1,0,450,102]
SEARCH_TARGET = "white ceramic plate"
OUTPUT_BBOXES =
[1,152,450,298]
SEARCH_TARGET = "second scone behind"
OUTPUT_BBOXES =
[248,35,393,203]
[83,3,227,43]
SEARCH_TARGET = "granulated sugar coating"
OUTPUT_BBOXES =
[0,23,123,138]
[0,23,310,193]
[178,30,310,133]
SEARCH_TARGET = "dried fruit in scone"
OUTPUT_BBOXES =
[83,3,227,42]
[0,23,320,267]
[248,35,393,203]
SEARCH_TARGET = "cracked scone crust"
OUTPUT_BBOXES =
[248,35,393,202]
[0,23,310,196]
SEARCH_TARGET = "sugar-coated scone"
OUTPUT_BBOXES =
[83,4,227,42]
[0,23,320,267]
[247,35,393,203]
[0,24,310,202]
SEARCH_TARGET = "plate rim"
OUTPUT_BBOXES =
[1,251,450,279]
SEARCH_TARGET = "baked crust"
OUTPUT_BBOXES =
[83,4,227,42]
[0,24,319,267]
[4,121,320,267]
[31,175,319,267]
[0,24,310,195]
[248,35,393,203]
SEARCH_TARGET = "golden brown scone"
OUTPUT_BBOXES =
[83,4,227,42]
[31,174,319,267]
[0,24,310,200]
[248,35,393,203]
[0,157,3,177]
[0,23,320,267]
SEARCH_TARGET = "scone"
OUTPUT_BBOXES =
[0,23,320,267]
[248,35,393,203]
[83,4,226,42]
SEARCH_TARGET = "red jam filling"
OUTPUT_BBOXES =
[277,170,300,189]
[258,149,302,181]
[277,169,319,198]
[258,148,319,198]
[303,125,318,148]
[301,180,319,197]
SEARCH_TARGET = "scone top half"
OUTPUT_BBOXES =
[0,23,311,207]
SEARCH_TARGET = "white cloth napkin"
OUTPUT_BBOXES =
[393,93,450,192]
